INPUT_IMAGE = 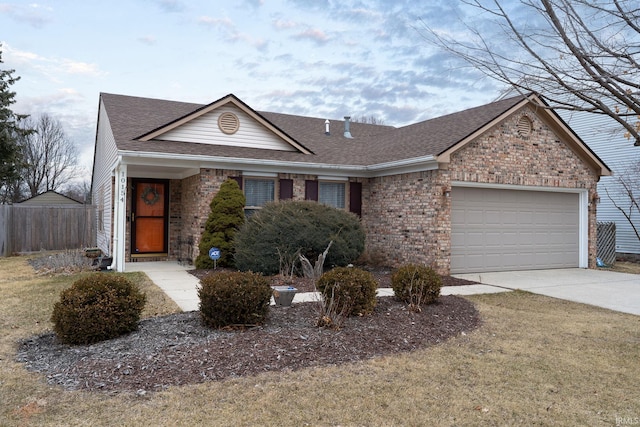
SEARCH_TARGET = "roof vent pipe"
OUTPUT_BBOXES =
[344,116,353,138]
[325,119,330,135]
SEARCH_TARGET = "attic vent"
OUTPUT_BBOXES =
[517,116,532,137]
[218,112,240,135]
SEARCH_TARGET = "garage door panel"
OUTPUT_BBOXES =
[451,187,579,273]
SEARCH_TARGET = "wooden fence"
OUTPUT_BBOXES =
[0,204,96,256]
[596,221,617,266]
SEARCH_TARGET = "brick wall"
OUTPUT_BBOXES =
[362,106,600,274]
[362,170,450,272]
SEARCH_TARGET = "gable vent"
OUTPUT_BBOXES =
[517,116,532,137]
[218,112,240,135]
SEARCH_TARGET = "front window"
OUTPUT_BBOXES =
[319,182,345,209]
[244,178,275,210]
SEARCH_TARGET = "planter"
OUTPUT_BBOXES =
[272,286,297,306]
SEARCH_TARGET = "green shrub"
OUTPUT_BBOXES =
[51,273,146,345]
[316,267,377,316]
[195,179,246,269]
[234,200,365,275]
[198,271,272,328]
[391,264,441,307]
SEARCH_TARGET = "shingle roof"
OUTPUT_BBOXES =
[100,92,527,166]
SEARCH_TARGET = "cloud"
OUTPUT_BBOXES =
[198,15,267,51]
[138,35,157,46]
[292,28,330,45]
[272,18,298,30]
[153,0,186,13]
[197,16,234,29]
[0,3,52,28]
[3,44,106,79]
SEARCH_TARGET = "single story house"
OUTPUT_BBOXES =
[90,92,610,275]
[19,190,82,205]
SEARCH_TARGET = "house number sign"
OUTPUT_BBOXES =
[119,170,126,203]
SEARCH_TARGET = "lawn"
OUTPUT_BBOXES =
[1,255,639,426]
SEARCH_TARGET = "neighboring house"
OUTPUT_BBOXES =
[19,190,82,205]
[559,110,640,259]
[90,92,610,275]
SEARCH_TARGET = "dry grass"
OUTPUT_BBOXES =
[607,260,640,275]
[1,256,639,426]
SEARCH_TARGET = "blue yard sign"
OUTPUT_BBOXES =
[208,247,221,269]
[209,247,221,260]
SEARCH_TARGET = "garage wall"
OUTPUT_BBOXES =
[362,105,599,275]
[451,187,580,273]
[447,106,599,271]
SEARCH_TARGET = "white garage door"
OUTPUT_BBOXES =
[451,187,579,274]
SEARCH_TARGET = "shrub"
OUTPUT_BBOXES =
[316,267,377,317]
[391,264,441,309]
[195,179,246,269]
[234,200,365,275]
[51,273,146,345]
[198,271,272,328]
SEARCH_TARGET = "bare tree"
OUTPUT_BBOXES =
[351,115,386,125]
[420,0,640,145]
[18,113,78,197]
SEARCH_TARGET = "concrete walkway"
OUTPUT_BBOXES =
[126,261,510,312]
[454,268,640,316]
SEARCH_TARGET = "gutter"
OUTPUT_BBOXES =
[118,150,438,178]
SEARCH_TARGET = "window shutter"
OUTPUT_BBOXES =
[279,179,293,200]
[349,182,362,216]
[230,176,243,190]
[305,180,318,201]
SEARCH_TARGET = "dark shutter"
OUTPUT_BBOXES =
[349,182,362,216]
[230,176,243,190]
[279,179,293,200]
[305,180,318,201]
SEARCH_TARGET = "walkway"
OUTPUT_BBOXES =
[126,261,510,312]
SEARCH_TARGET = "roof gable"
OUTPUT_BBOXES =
[19,190,82,205]
[436,93,611,176]
[137,94,313,154]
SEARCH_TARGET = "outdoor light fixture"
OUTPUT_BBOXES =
[443,188,451,198]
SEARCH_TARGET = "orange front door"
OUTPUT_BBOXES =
[132,180,168,255]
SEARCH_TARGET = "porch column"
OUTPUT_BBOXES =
[113,163,128,272]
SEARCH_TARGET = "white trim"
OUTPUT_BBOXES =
[451,181,589,269]
[118,150,439,178]
[109,162,128,272]
[242,171,278,178]
[317,175,348,181]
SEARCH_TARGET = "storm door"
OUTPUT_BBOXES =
[131,179,169,256]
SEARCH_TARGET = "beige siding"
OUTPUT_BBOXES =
[156,105,298,151]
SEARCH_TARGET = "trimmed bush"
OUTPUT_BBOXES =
[195,179,246,269]
[234,200,365,275]
[51,273,146,345]
[391,264,441,306]
[316,267,377,316]
[198,271,272,328]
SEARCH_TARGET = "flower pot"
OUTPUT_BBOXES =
[272,286,297,306]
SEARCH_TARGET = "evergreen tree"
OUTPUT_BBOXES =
[195,179,246,269]
[0,45,31,203]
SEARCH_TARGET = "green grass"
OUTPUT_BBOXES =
[1,255,639,426]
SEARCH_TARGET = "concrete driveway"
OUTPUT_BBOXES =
[453,268,640,316]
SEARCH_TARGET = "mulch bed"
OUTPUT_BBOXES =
[190,268,479,292]
[17,294,481,394]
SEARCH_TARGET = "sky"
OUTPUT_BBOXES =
[0,0,506,184]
